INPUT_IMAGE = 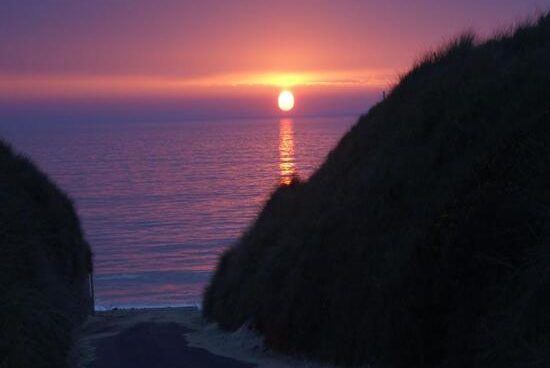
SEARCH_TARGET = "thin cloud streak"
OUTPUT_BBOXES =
[0,69,396,100]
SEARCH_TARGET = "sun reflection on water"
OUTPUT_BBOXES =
[4,117,355,307]
[279,118,297,185]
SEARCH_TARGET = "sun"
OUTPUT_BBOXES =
[278,90,295,112]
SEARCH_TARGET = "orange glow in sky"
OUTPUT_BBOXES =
[0,69,395,100]
[1,0,546,117]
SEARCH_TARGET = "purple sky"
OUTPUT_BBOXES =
[1,0,549,120]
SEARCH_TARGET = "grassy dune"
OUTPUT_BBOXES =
[204,15,550,368]
[0,141,93,368]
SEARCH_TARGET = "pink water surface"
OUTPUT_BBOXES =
[1,116,355,308]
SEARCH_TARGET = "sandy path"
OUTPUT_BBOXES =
[71,307,254,368]
[71,307,337,368]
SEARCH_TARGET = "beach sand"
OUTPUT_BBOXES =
[71,307,337,368]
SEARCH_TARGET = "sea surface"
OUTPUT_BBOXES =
[0,116,356,308]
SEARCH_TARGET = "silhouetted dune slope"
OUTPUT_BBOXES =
[0,141,93,368]
[204,15,550,368]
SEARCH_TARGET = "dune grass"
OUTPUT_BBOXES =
[204,14,550,368]
[0,141,93,368]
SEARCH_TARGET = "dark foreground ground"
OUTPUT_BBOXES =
[91,322,254,368]
[71,307,334,368]
[72,308,255,368]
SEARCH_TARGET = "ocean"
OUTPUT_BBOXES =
[0,115,356,308]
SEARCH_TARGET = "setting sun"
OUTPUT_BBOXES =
[278,90,295,112]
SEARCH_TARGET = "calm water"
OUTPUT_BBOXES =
[0,116,355,308]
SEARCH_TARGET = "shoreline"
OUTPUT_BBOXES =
[93,304,202,312]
